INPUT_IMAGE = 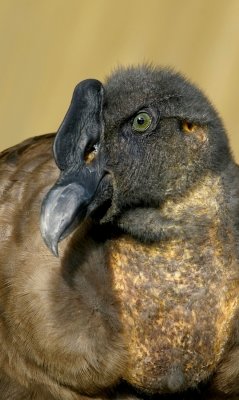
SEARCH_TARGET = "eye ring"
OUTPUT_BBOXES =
[132,111,152,133]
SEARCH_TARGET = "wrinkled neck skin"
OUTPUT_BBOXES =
[117,169,234,246]
[105,164,239,394]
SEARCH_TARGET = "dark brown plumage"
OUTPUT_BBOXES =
[1,65,239,400]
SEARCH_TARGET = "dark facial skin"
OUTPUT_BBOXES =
[102,67,229,214]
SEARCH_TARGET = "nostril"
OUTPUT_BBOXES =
[84,143,100,164]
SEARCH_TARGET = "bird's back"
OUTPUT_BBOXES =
[0,135,127,399]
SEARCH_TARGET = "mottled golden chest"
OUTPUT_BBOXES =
[107,233,239,393]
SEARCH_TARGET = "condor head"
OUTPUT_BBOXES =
[40,67,229,256]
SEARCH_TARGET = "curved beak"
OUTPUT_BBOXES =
[40,79,108,256]
[40,169,104,256]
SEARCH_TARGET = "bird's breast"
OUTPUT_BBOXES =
[106,234,239,393]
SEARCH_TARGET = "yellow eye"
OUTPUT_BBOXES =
[132,112,152,132]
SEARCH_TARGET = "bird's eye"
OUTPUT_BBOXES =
[132,112,152,133]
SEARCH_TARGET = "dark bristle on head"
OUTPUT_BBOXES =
[106,65,230,157]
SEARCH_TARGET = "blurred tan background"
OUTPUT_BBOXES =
[1,0,239,160]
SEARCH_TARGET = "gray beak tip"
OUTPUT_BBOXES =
[47,239,59,258]
[40,182,92,256]
[52,245,59,258]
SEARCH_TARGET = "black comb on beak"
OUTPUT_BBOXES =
[40,79,105,256]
